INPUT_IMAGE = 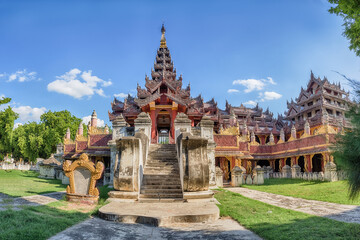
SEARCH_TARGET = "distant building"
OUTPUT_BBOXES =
[62,25,352,183]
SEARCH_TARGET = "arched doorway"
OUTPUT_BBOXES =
[275,159,280,172]
[157,109,171,144]
[222,158,231,181]
[286,157,291,166]
[298,156,305,172]
[312,154,323,172]
[257,160,270,167]
[255,135,261,144]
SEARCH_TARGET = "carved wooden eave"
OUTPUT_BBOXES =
[218,125,240,135]
[165,93,189,107]
[135,92,161,107]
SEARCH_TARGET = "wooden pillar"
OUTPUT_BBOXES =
[291,156,297,166]
[306,154,313,172]
[171,102,178,143]
[150,102,156,143]
[281,158,286,167]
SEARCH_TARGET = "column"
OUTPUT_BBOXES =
[150,102,156,143]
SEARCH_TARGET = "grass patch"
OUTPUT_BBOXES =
[215,190,360,240]
[0,204,90,240]
[242,178,360,205]
[0,170,66,197]
[0,184,113,240]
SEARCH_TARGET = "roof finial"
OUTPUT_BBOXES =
[160,24,167,48]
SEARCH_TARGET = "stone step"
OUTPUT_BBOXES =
[147,156,177,160]
[143,169,179,173]
[143,180,181,185]
[146,161,177,164]
[137,198,184,203]
[141,185,181,190]
[139,193,183,199]
[145,164,177,168]
[146,161,177,163]
[146,161,177,165]
[142,174,180,178]
[140,188,183,194]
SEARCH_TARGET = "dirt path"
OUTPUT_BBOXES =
[227,187,360,224]
[0,191,65,211]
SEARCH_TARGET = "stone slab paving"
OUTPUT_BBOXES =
[49,217,262,240]
[227,187,360,224]
[99,201,220,226]
[0,191,65,210]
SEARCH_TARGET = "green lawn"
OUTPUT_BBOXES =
[0,170,66,197]
[0,203,90,240]
[0,182,112,240]
[215,190,360,240]
[242,178,360,205]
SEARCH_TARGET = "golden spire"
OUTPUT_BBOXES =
[160,24,167,48]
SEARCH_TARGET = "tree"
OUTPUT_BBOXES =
[13,122,45,162]
[333,80,360,199]
[12,110,84,162]
[0,97,18,160]
[40,110,83,144]
[329,0,360,56]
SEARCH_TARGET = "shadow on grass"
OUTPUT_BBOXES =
[261,178,329,186]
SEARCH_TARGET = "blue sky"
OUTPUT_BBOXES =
[1,0,359,127]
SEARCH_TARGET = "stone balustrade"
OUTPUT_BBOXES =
[268,162,346,182]
[0,163,39,171]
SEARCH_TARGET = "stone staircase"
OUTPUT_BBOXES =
[139,144,183,202]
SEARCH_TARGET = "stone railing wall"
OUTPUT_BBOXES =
[0,163,39,171]
[269,163,347,182]
[230,166,265,186]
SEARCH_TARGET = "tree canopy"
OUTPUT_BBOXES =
[333,80,360,199]
[0,97,18,160]
[329,0,360,56]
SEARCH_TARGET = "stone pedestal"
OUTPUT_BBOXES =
[253,166,264,185]
[109,114,128,187]
[134,112,152,140]
[245,174,253,185]
[231,166,243,187]
[174,113,192,142]
[215,167,223,187]
[324,162,338,182]
[282,165,291,178]
[291,164,301,178]
[113,137,141,192]
[199,116,216,187]
[181,136,209,192]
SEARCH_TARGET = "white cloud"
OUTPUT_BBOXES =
[244,100,257,106]
[114,93,129,98]
[227,89,240,93]
[262,91,282,101]
[14,123,23,129]
[0,69,40,82]
[13,106,46,122]
[47,68,112,99]
[82,115,105,127]
[266,77,276,85]
[232,77,277,93]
